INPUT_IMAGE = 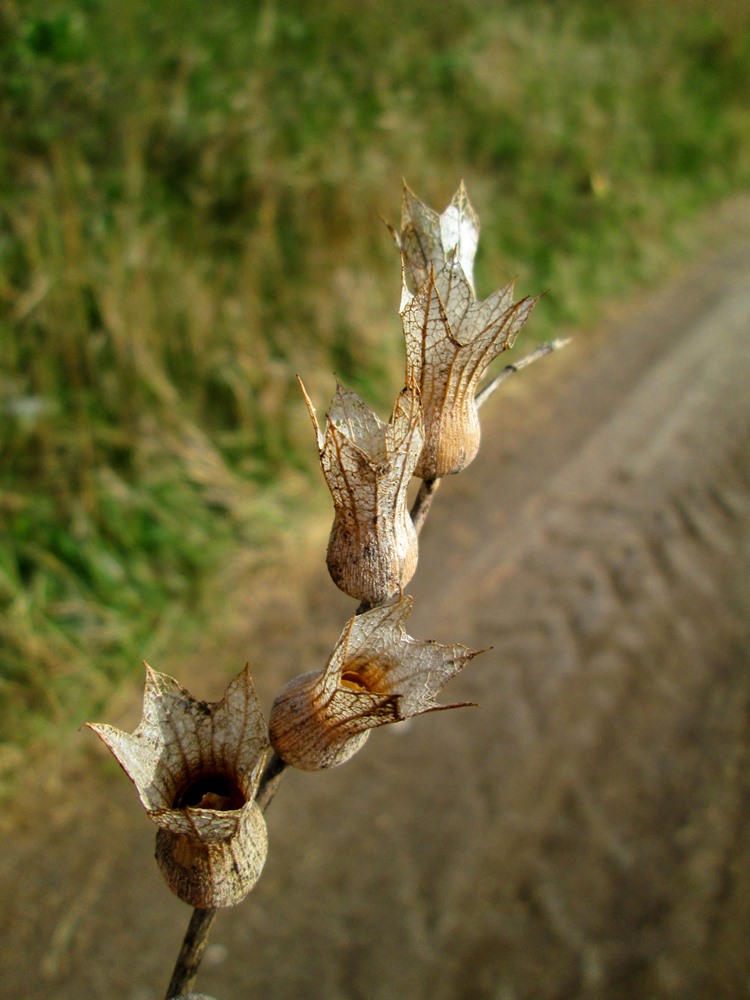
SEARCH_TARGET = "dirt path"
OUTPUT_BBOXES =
[2,206,750,1000]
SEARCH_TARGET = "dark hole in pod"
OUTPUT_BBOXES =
[174,772,245,811]
[340,671,372,691]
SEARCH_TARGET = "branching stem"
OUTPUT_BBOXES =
[162,337,567,998]
[475,339,570,410]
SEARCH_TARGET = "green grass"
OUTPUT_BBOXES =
[2,0,750,750]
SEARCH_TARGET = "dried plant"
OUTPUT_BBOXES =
[395,182,480,300]
[395,185,539,479]
[86,183,565,998]
[269,595,482,770]
[300,380,424,606]
[87,665,269,909]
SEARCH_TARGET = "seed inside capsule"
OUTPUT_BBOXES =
[174,772,245,811]
[340,671,371,691]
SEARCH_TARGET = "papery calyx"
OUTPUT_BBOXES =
[87,664,269,909]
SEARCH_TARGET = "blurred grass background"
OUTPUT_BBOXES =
[1,0,749,752]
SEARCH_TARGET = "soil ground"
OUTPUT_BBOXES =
[2,200,750,1000]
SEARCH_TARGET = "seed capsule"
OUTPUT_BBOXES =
[87,664,269,908]
[269,595,483,771]
[393,184,538,479]
[300,379,424,605]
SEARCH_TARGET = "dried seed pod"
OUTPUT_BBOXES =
[87,664,269,909]
[403,262,536,479]
[269,594,483,771]
[392,181,480,300]
[300,379,424,606]
[392,184,538,480]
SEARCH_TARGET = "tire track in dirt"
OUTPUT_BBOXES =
[406,274,750,999]
[422,450,750,1000]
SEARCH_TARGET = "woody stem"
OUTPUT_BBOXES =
[164,906,218,1000]
[475,338,570,409]
[163,341,566,998]
[410,477,440,535]
[256,750,288,811]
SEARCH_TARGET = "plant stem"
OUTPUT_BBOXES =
[475,339,570,409]
[164,906,218,1000]
[255,750,288,812]
[410,477,440,535]
[162,338,566,998]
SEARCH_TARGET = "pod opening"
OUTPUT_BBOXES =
[174,772,245,811]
